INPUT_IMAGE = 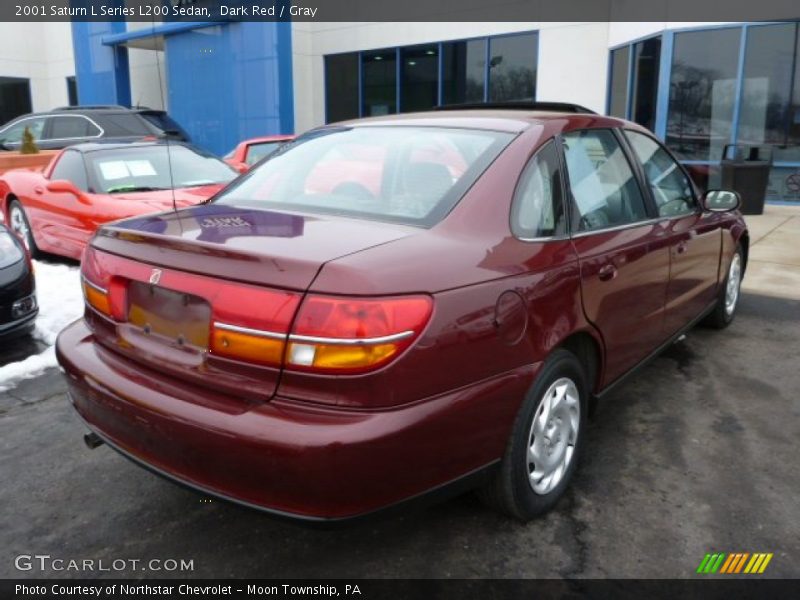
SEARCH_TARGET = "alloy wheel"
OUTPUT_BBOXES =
[725,253,742,316]
[527,377,580,495]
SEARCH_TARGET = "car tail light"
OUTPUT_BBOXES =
[210,287,301,367]
[81,247,126,320]
[285,295,433,373]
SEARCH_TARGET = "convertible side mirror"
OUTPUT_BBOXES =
[46,179,92,205]
[701,189,741,212]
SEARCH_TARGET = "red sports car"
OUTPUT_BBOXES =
[56,104,748,522]
[224,134,295,172]
[1,141,237,260]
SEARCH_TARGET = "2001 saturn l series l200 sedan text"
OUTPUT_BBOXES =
[56,103,748,523]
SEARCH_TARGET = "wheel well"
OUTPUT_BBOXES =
[739,232,749,273]
[558,332,603,416]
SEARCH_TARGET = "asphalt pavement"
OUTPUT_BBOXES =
[1,291,798,579]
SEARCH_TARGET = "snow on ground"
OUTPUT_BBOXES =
[0,259,83,392]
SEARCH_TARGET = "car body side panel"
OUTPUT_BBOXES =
[572,223,671,387]
[280,239,583,409]
[663,211,723,336]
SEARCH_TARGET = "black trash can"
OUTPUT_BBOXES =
[720,144,773,215]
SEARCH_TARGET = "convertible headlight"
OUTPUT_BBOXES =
[0,230,24,268]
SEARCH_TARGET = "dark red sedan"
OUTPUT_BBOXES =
[56,104,748,522]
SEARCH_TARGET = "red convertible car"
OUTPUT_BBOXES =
[56,104,747,522]
[1,141,237,260]
[223,134,295,172]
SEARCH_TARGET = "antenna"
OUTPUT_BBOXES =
[150,15,177,215]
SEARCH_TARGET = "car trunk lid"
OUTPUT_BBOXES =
[83,205,416,402]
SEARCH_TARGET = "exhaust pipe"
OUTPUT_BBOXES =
[83,432,104,449]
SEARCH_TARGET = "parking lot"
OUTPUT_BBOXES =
[1,210,799,579]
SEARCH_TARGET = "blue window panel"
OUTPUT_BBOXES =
[165,22,294,156]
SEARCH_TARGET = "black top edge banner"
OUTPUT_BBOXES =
[3,579,800,600]
[2,0,800,23]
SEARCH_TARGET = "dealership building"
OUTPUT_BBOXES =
[1,18,799,202]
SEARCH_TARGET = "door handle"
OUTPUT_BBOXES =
[675,241,688,255]
[598,264,617,281]
[34,186,44,194]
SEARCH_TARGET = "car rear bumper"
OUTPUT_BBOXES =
[56,319,539,522]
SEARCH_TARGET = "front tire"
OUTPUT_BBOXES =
[478,349,588,521]
[8,199,39,258]
[704,244,743,329]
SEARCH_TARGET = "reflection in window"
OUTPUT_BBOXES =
[401,45,439,112]
[738,23,800,163]
[631,37,660,132]
[608,46,630,119]
[511,142,565,239]
[488,33,538,101]
[362,49,397,117]
[666,28,741,161]
[562,129,648,231]
[625,130,695,217]
[325,53,359,123]
[442,39,486,104]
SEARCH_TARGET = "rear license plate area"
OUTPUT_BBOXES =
[127,281,211,350]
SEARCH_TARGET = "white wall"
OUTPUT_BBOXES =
[0,22,75,115]
[536,22,610,113]
[128,48,168,110]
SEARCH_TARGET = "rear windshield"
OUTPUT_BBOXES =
[213,126,514,227]
[139,111,190,139]
[86,145,236,194]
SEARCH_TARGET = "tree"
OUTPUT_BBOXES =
[20,126,39,155]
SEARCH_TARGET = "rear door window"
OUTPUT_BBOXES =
[48,116,99,139]
[510,141,566,239]
[562,129,649,232]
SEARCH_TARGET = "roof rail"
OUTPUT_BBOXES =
[434,101,597,115]
[52,105,128,111]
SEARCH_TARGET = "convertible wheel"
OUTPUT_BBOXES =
[8,200,39,258]
[704,244,743,329]
[478,349,588,521]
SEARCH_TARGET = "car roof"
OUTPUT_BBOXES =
[337,107,630,134]
[63,140,192,154]
[242,135,296,144]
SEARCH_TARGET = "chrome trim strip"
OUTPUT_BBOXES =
[211,322,415,346]
[212,322,287,340]
[288,330,415,346]
[84,301,116,325]
[81,276,107,295]
[570,217,665,239]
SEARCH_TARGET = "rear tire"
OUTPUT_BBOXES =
[8,199,39,258]
[478,349,588,521]
[704,244,743,330]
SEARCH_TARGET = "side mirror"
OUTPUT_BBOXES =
[701,189,741,212]
[46,179,92,205]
